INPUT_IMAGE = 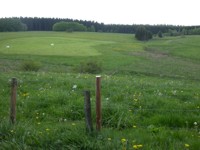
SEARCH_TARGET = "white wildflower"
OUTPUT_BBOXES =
[158,92,163,96]
[194,122,198,126]
[72,85,77,89]
[172,90,177,95]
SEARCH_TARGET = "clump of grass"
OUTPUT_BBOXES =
[102,104,135,129]
[20,61,41,72]
[76,60,102,74]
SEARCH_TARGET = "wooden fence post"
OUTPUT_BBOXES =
[10,77,17,124]
[84,91,93,133]
[96,76,101,131]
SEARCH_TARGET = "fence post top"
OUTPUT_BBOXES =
[11,77,17,86]
[96,75,101,78]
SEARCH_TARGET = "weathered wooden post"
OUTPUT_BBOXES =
[10,77,17,124]
[84,91,93,133]
[96,76,101,131]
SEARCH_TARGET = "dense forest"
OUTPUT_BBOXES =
[0,17,200,35]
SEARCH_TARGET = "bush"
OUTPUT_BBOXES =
[77,61,102,74]
[20,61,41,71]
[135,26,153,41]
[53,21,87,32]
[52,21,68,31]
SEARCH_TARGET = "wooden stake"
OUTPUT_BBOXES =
[84,91,93,133]
[10,77,17,124]
[96,76,101,131]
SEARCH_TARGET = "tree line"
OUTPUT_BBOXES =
[0,18,27,32]
[0,17,200,36]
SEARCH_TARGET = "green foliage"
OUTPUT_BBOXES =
[52,21,86,32]
[20,61,41,71]
[157,31,163,38]
[168,29,180,36]
[188,27,200,35]
[135,26,153,41]
[166,28,200,36]
[52,21,67,31]
[87,25,96,32]
[0,18,27,32]
[77,60,102,74]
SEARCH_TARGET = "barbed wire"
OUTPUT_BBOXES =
[57,104,200,113]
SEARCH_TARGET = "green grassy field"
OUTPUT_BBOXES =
[0,32,200,149]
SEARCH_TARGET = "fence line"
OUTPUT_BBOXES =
[42,104,199,113]
[5,77,199,133]
[115,124,200,132]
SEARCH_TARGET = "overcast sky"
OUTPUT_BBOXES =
[0,0,199,26]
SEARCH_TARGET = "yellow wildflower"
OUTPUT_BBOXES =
[121,138,126,143]
[22,93,29,97]
[133,125,137,128]
[137,144,143,148]
[133,144,143,149]
[185,144,190,148]
[108,138,112,141]
[133,145,138,149]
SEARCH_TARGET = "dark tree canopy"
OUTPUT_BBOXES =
[0,18,27,32]
[158,31,163,38]
[0,17,200,36]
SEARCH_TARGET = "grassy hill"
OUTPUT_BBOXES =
[0,32,200,149]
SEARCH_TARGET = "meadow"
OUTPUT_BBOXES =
[0,31,200,149]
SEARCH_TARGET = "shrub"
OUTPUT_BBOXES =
[135,26,153,41]
[77,60,102,74]
[52,21,68,31]
[52,21,87,32]
[20,61,41,71]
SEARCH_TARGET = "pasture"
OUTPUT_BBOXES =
[0,32,200,149]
